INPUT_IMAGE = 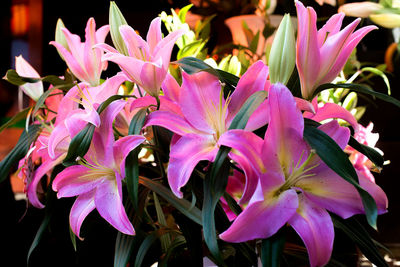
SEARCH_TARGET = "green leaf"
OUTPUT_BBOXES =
[139,176,202,225]
[175,57,239,92]
[332,215,388,267]
[69,227,77,252]
[153,192,172,253]
[178,4,193,23]
[303,125,378,229]
[202,146,230,267]
[158,236,186,267]
[228,91,267,130]
[32,87,58,119]
[96,95,127,114]
[63,123,95,166]
[125,107,147,208]
[27,211,51,265]
[114,232,135,267]
[261,227,286,267]
[134,228,171,267]
[0,124,40,183]
[361,67,391,95]
[348,136,384,168]
[177,40,206,60]
[286,67,302,98]
[0,107,31,133]
[27,166,59,265]
[249,31,260,54]
[3,69,73,89]
[305,118,384,168]
[4,69,40,86]
[313,83,400,108]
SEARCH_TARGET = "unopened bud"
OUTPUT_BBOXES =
[109,1,129,55]
[268,14,295,85]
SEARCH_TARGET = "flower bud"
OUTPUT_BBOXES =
[109,1,129,55]
[370,13,400,28]
[55,18,69,60]
[338,2,382,18]
[342,92,358,111]
[268,14,295,85]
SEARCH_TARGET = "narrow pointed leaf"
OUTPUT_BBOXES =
[27,166,59,265]
[134,228,171,267]
[228,90,267,130]
[261,227,286,267]
[313,83,400,108]
[125,107,147,208]
[303,125,378,229]
[175,57,239,92]
[202,148,230,267]
[0,124,40,183]
[178,4,193,23]
[139,176,202,225]
[0,107,31,133]
[63,123,95,166]
[332,214,388,267]
[348,136,384,168]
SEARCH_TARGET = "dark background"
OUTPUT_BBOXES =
[0,0,399,266]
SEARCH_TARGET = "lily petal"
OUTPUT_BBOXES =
[180,71,222,134]
[218,129,265,203]
[69,191,96,239]
[94,177,135,235]
[52,165,105,198]
[168,134,218,198]
[288,194,334,267]
[220,181,298,242]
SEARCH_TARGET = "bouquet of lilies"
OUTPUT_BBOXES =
[1,1,399,266]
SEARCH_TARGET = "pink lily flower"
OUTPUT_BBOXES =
[304,97,359,132]
[296,1,377,99]
[52,100,145,238]
[50,18,109,86]
[97,17,185,96]
[15,55,43,101]
[345,122,381,182]
[145,61,271,201]
[219,83,387,267]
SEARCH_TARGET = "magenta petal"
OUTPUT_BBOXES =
[296,1,321,99]
[144,110,197,136]
[162,73,181,103]
[94,178,135,235]
[119,25,150,60]
[146,17,163,53]
[139,61,166,96]
[101,53,145,85]
[91,100,126,164]
[69,191,96,239]
[180,71,222,134]
[168,134,218,198]
[219,183,298,242]
[152,28,185,66]
[50,41,87,83]
[113,135,146,177]
[309,103,359,133]
[244,100,270,132]
[288,194,334,267]
[228,61,269,121]
[358,170,388,214]
[263,83,306,173]
[218,129,265,203]
[317,120,350,150]
[317,13,345,46]
[298,165,365,218]
[27,156,64,208]
[52,165,105,198]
